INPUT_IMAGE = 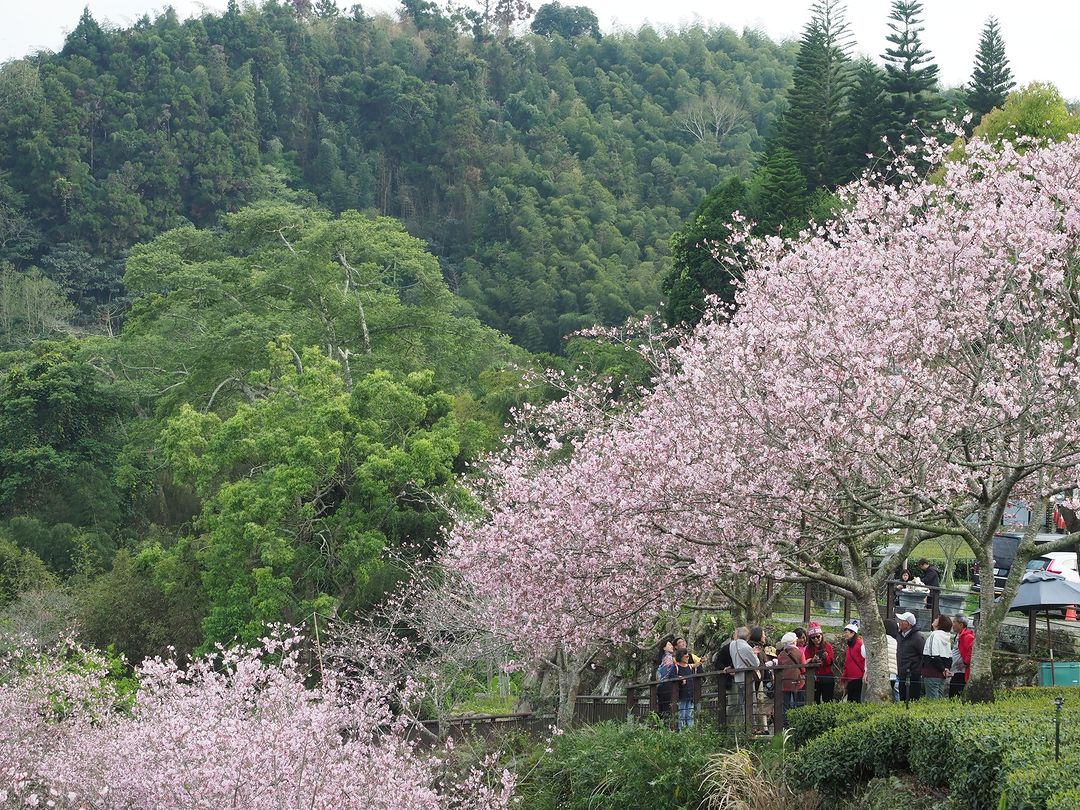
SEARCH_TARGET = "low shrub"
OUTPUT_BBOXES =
[1047,787,1080,810]
[787,688,1080,810]
[1002,753,1080,809]
[518,720,724,810]
[787,711,915,797]
[785,700,880,746]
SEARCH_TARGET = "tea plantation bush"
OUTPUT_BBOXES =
[518,720,724,810]
[786,687,1080,809]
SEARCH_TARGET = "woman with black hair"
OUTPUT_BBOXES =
[654,638,677,726]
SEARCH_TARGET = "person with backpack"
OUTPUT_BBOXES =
[775,631,805,709]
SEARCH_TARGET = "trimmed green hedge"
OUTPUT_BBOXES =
[1047,788,1080,810]
[786,688,1080,810]
[785,700,881,746]
[519,720,725,810]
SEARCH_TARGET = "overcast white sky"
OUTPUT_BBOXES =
[3,0,1078,100]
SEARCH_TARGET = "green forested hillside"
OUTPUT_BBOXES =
[0,1,796,352]
[2,0,1024,665]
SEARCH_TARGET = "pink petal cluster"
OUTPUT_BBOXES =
[1,633,514,809]
[450,133,1080,665]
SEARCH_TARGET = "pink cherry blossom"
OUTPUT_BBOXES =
[450,133,1080,702]
[1,632,514,808]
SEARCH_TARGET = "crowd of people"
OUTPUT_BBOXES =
[651,608,976,730]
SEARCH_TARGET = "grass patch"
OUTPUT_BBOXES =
[910,538,975,562]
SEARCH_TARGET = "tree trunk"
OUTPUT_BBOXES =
[555,648,581,729]
[855,592,892,703]
[966,535,998,703]
[965,617,998,703]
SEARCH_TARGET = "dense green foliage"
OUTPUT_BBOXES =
[787,687,1080,809]
[778,0,854,190]
[0,1,799,351]
[0,205,524,659]
[0,0,1031,670]
[972,82,1080,146]
[0,343,126,534]
[881,1,945,141]
[519,721,724,809]
[163,348,471,647]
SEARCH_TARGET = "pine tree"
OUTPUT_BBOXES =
[754,148,810,234]
[966,17,1014,120]
[662,176,748,326]
[881,1,944,141]
[838,59,890,181]
[779,0,854,190]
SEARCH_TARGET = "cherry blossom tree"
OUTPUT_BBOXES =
[1,631,514,808]
[717,132,1080,702]
[451,132,1080,704]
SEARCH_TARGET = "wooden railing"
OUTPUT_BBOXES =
[623,662,825,735]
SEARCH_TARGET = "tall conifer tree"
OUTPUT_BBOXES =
[838,58,890,180]
[966,17,1015,120]
[754,148,809,233]
[779,0,854,189]
[881,1,944,141]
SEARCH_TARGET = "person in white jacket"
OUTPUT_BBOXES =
[921,614,953,699]
[884,618,900,701]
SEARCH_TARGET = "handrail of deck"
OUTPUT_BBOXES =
[624,661,826,734]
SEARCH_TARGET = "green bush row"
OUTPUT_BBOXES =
[1047,787,1080,810]
[518,720,723,810]
[785,700,882,746]
[786,688,1080,810]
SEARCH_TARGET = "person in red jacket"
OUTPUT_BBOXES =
[800,621,836,703]
[840,619,865,703]
[950,616,975,698]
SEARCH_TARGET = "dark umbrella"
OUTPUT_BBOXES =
[1008,572,1080,682]
[1009,572,1080,611]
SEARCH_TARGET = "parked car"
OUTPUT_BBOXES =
[973,532,1076,594]
[1025,552,1080,584]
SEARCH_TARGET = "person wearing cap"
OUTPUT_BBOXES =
[840,619,865,702]
[800,621,835,703]
[895,611,925,702]
[775,631,806,710]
